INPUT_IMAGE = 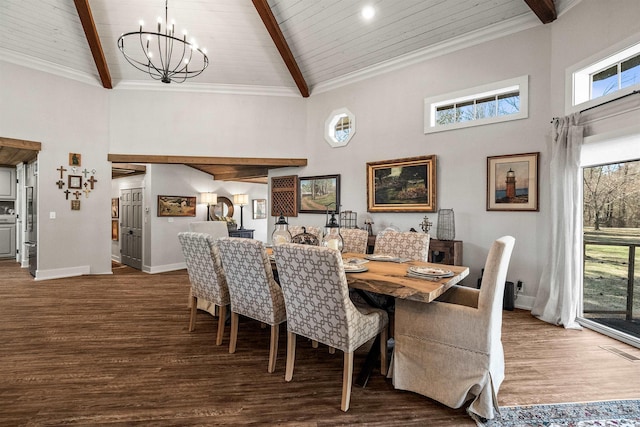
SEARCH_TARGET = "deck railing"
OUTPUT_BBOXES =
[583,239,636,321]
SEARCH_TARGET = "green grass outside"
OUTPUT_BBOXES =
[583,227,640,318]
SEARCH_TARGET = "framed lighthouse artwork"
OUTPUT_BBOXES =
[487,152,539,211]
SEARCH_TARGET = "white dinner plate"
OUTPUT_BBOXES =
[407,266,453,277]
[343,258,369,266]
[343,264,368,273]
[365,254,398,262]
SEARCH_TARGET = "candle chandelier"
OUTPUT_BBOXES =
[117,0,209,84]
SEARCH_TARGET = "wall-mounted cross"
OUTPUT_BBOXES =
[82,168,90,178]
[56,180,65,189]
[73,191,81,200]
[57,166,67,179]
[87,175,98,189]
[64,190,70,200]
[83,187,91,198]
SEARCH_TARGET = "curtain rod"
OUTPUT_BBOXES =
[550,89,640,123]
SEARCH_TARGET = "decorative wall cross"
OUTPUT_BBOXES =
[87,175,97,189]
[56,180,65,189]
[73,190,82,200]
[57,166,67,179]
[82,168,90,178]
[83,187,91,198]
[64,189,70,200]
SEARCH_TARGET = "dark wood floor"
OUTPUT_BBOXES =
[2,259,639,426]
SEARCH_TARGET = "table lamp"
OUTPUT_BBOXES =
[233,194,249,230]
[201,192,217,221]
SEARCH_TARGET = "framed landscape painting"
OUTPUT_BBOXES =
[298,175,340,214]
[367,155,437,212]
[487,152,539,211]
[157,195,197,217]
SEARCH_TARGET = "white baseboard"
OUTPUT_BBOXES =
[514,294,534,311]
[145,262,186,274]
[35,265,90,281]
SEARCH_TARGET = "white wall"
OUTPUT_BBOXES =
[0,62,112,279]
[268,25,551,307]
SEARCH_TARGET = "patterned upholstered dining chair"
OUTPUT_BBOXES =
[177,232,230,346]
[340,228,369,254]
[216,237,286,374]
[374,229,431,261]
[273,243,389,412]
[392,236,515,421]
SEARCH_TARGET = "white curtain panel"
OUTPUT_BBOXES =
[532,112,583,329]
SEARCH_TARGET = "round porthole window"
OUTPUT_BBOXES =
[324,108,355,148]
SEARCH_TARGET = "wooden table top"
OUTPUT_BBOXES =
[341,253,469,303]
[268,248,469,304]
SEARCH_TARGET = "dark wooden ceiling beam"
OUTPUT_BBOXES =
[107,154,307,168]
[524,0,557,24]
[252,0,310,98]
[74,0,112,89]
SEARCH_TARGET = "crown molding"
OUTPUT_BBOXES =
[113,80,300,97]
[311,13,541,95]
[0,48,102,88]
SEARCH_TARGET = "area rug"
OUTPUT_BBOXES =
[479,399,640,426]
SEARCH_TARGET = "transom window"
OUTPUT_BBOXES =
[568,40,640,112]
[424,76,528,134]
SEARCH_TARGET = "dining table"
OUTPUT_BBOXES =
[268,248,470,386]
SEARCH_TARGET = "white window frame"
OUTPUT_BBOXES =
[566,34,640,114]
[424,75,529,134]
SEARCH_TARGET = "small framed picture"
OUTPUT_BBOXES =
[112,220,119,240]
[111,198,119,218]
[487,152,539,211]
[69,153,81,166]
[298,175,340,214]
[68,175,82,189]
[71,200,81,210]
[157,195,197,217]
[253,199,267,219]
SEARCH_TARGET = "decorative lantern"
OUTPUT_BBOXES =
[322,212,344,252]
[272,213,292,246]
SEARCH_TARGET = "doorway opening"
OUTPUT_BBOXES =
[582,159,640,346]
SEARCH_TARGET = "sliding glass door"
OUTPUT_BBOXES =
[582,160,640,346]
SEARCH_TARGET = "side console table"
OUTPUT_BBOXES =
[229,229,254,239]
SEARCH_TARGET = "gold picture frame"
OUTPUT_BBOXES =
[157,195,197,217]
[111,198,119,218]
[367,155,437,212]
[253,199,267,219]
[487,152,539,211]
[111,220,119,240]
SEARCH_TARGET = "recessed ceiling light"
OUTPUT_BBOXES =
[361,5,375,20]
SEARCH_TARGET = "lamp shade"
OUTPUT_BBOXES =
[201,192,217,205]
[233,194,249,206]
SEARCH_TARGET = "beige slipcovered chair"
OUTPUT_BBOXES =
[273,243,389,412]
[340,228,369,254]
[187,221,229,315]
[373,229,430,261]
[188,220,229,237]
[392,236,515,421]
[177,232,230,345]
[216,237,286,373]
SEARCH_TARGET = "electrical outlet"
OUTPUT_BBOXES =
[517,280,523,291]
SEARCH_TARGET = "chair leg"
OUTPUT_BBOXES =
[216,304,227,346]
[285,332,296,382]
[268,324,279,373]
[341,351,354,412]
[379,327,388,376]
[229,312,239,354]
[312,340,318,348]
[188,295,197,332]
[329,347,336,354]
